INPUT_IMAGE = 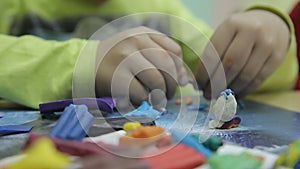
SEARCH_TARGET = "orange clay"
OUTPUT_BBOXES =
[119,126,166,147]
[131,126,165,138]
[175,98,182,105]
[185,97,193,105]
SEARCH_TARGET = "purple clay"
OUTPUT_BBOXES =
[39,97,116,114]
[218,116,242,129]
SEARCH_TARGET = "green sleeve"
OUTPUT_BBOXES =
[247,5,298,92]
[160,0,213,72]
[0,34,88,109]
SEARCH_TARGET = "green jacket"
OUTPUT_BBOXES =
[0,0,297,108]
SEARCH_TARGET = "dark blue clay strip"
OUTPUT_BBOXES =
[0,125,33,135]
[39,97,116,114]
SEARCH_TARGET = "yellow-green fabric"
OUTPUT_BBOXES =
[0,35,86,108]
[0,0,297,109]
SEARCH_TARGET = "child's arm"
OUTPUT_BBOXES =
[0,34,87,109]
[0,27,187,110]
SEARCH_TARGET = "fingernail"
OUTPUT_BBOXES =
[179,75,189,86]
[149,90,167,112]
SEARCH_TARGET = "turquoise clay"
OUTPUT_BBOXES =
[203,136,223,152]
[208,153,262,169]
[191,135,223,152]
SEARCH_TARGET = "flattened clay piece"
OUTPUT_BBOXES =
[39,97,116,114]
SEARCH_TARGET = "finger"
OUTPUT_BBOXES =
[150,34,188,85]
[150,34,182,56]
[129,77,149,106]
[210,20,238,60]
[219,30,255,86]
[128,52,167,108]
[229,42,272,94]
[170,52,189,86]
[238,53,282,98]
[129,52,166,92]
[140,47,177,99]
[196,21,236,89]
[195,44,218,91]
[135,36,178,99]
[204,28,255,99]
[110,69,142,112]
[203,62,227,99]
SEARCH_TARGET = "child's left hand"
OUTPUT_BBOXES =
[195,9,290,99]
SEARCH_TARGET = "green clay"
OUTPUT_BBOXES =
[191,134,223,152]
[208,153,262,169]
[203,136,223,151]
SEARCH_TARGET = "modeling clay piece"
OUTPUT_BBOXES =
[25,133,122,157]
[119,126,166,147]
[185,97,193,105]
[175,98,193,105]
[218,144,278,169]
[171,130,212,157]
[0,125,33,135]
[80,153,149,169]
[131,126,164,138]
[39,97,116,114]
[123,122,141,131]
[49,104,94,141]
[203,137,223,151]
[175,98,182,105]
[8,137,70,169]
[124,101,161,119]
[191,135,223,152]
[209,89,238,129]
[275,138,300,168]
[84,130,126,146]
[208,153,262,169]
[218,116,241,129]
[143,143,206,169]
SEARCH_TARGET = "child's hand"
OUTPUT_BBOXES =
[95,26,188,109]
[195,10,290,99]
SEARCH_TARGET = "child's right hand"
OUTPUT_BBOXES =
[95,27,188,110]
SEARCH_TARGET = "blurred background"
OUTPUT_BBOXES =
[183,0,298,28]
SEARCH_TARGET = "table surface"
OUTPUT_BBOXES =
[0,91,300,159]
[156,95,300,148]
